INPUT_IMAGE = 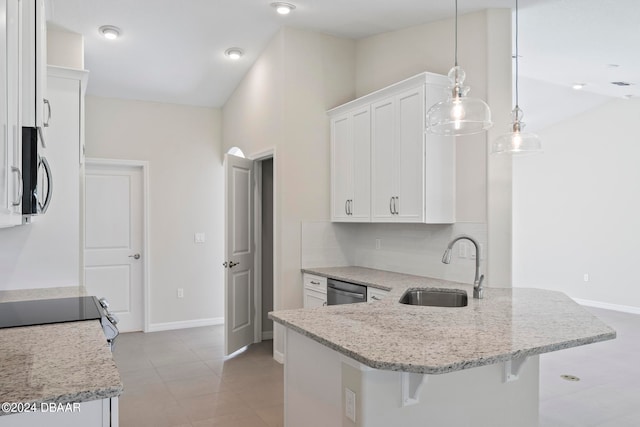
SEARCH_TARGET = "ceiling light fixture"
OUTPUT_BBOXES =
[271,2,296,15]
[572,83,586,90]
[225,48,244,60]
[99,25,121,40]
[426,0,492,136]
[491,0,542,155]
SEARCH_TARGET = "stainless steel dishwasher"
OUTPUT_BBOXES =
[327,278,367,305]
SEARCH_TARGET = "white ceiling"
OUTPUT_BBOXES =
[48,0,639,127]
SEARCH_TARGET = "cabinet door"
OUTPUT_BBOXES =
[304,289,327,308]
[371,97,396,222]
[331,114,353,221]
[0,0,23,228]
[395,86,425,222]
[350,106,371,221]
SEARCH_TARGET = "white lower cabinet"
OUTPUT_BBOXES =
[0,398,118,427]
[303,273,327,308]
[367,287,389,302]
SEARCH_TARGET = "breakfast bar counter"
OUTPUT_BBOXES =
[270,267,616,427]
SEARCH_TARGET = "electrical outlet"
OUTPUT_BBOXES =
[345,388,356,422]
[375,239,381,250]
[194,233,205,243]
[177,288,184,298]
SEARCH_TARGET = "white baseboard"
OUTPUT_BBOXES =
[573,298,640,315]
[273,349,285,364]
[146,317,224,332]
[262,330,274,340]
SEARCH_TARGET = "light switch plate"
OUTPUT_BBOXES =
[194,233,205,243]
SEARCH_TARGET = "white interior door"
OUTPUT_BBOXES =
[84,162,144,332]
[225,153,256,355]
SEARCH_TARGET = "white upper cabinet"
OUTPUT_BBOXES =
[330,106,371,222]
[329,72,455,224]
[1,0,24,228]
[22,0,48,135]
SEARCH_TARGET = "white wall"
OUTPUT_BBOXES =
[85,96,224,325]
[513,98,640,310]
[47,28,84,69]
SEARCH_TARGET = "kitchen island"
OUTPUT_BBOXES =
[270,267,616,427]
[0,287,122,426]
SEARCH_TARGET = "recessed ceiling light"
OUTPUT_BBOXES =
[572,83,586,90]
[225,48,244,60]
[99,25,121,40]
[271,2,296,15]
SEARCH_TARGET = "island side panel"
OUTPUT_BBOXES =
[285,327,540,427]
[285,329,343,427]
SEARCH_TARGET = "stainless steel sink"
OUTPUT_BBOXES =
[399,289,468,307]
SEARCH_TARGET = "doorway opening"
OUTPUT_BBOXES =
[257,157,274,340]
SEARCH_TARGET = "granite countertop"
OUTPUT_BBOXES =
[0,287,123,415]
[270,266,616,375]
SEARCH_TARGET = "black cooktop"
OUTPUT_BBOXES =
[0,296,102,329]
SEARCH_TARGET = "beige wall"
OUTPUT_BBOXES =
[47,28,84,69]
[223,27,356,353]
[85,96,224,326]
[223,26,356,311]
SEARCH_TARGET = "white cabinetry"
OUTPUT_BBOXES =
[330,106,371,221]
[0,0,23,228]
[303,273,327,308]
[367,287,389,302]
[22,0,48,133]
[329,72,455,224]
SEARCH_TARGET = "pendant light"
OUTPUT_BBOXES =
[426,0,492,136]
[491,0,542,155]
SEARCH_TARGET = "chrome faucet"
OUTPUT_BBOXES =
[442,235,485,299]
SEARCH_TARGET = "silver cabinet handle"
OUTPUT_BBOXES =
[349,199,353,215]
[310,281,320,285]
[223,261,228,267]
[371,295,381,301]
[11,166,23,207]
[37,156,53,214]
[345,199,349,215]
[389,196,394,214]
[43,99,51,127]
[229,261,239,268]
[393,196,398,215]
[128,253,141,260]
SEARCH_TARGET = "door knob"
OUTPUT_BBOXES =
[128,253,141,260]
[223,261,228,268]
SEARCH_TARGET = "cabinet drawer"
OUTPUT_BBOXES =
[303,273,327,293]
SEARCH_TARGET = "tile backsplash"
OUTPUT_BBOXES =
[301,221,487,284]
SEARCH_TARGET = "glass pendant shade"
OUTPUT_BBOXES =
[492,107,542,155]
[426,66,493,136]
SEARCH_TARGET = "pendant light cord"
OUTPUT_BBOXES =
[454,0,458,66]
[515,0,519,108]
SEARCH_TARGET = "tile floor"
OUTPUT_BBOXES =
[114,327,283,427]
[114,306,639,427]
